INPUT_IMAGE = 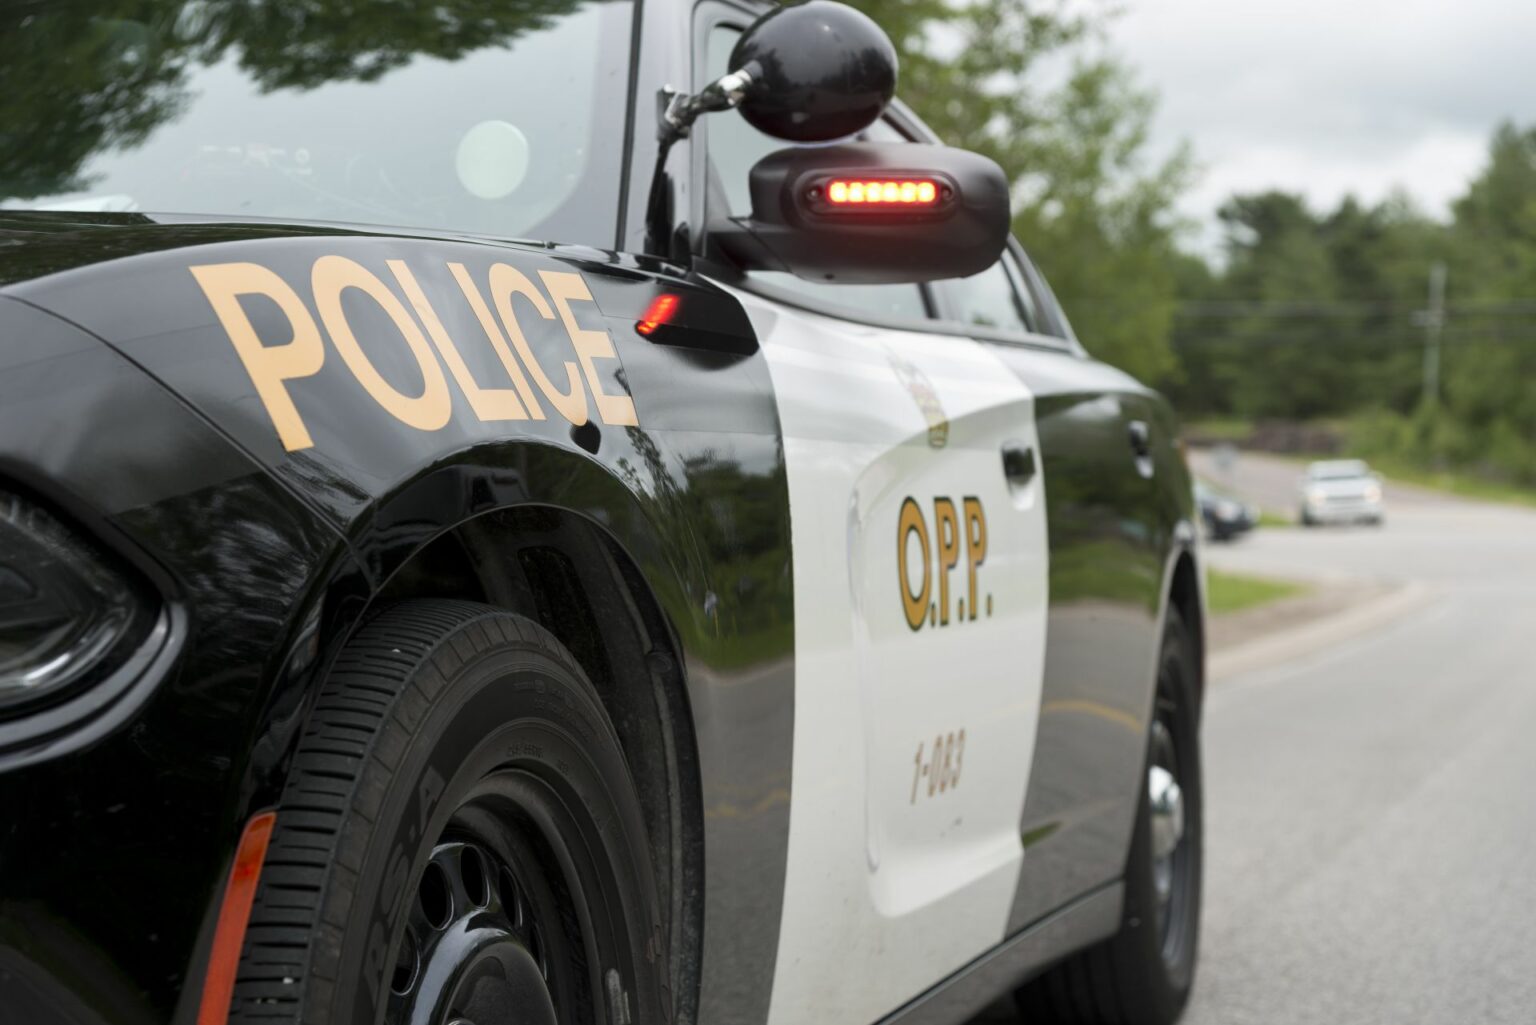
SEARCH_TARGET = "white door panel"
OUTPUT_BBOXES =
[728,286,1049,1024]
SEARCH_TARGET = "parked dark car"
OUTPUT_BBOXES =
[1196,480,1258,541]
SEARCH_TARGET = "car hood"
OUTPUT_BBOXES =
[0,211,758,529]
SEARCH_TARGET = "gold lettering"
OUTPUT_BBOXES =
[898,498,932,632]
[540,270,639,427]
[963,496,987,621]
[189,262,324,452]
[387,260,528,422]
[933,497,960,625]
[489,264,588,425]
[446,262,546,420]
[311,255,452,432]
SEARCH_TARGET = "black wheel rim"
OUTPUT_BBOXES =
[385,769,608,1025]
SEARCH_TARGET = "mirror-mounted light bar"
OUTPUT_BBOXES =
[712,141,1010,284]
[802,173,958,216]
[826,179,939,205]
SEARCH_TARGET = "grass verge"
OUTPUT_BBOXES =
[1357,455,1536,509]
[1207,569,1308,616]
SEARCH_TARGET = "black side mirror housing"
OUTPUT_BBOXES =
[731,0,898,142]
[710,142,1012,285]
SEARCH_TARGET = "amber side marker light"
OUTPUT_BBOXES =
[637,293,681,336]
[825,178,941,205]
[197,811,277,1025]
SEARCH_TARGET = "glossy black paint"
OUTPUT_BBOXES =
[731,0,897,142]
[0,216,794,1025]
[0,293,360,1024]
[985,345,1196,936]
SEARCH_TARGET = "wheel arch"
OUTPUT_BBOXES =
[1162,536,1206,708]
[327,448,710,1023]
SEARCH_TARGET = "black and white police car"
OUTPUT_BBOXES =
[0,3,1206,1024]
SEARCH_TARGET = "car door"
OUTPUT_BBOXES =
[695,13,1052,1022]
[931,246,1175,933]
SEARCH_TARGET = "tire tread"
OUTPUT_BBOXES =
[1013,607,1201,1025]
[230,600,578,1025]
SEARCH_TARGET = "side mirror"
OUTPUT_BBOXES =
[709,142,1011,284]
[651,0,1011,278]
[731,0,897,142]
[659,0,897,145]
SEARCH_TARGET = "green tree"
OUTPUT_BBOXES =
[848,0,1192,382]
[1216,192,1346,418]
[1172,190,1446,422]
[1440,123,1536,481]
[1168,119,1536,486]
[1,0,587,201]
[1321,192,1443,413]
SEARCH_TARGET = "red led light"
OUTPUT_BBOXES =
[197,811,276,1025]
[824,178,941,206]
[637,293,680,336]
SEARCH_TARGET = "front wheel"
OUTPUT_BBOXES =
[1015,607,1203,1025]
[231,600,671,1025]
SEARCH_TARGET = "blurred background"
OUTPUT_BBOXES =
[850,1,1536,1021]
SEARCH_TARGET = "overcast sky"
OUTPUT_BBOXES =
[1107,0,1536,243]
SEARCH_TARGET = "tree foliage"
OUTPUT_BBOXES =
[848,0,1192,381]
[0,0,582,200]
[1172,122,1536,484]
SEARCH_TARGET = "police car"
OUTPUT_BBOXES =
[0,2,1205,1024]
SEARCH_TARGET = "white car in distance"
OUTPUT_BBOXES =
[1299,459,1385,526]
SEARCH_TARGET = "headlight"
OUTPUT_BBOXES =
[1363,485,1382,503]
[0,489,146,711]
[1216,500,1241,519]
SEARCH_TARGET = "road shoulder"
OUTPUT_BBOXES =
[1208,578,1432,682]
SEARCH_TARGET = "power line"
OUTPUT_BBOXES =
[1173,326,1536,348]
[1172,298,1536,318]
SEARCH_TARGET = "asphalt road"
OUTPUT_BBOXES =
[1182,451,1536,1024]
[970,450,1536,1023]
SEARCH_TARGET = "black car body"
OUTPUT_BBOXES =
[0,3,1206,1024]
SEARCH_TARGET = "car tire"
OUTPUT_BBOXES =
[229,600,671,1025]
[1014,607,1203,1025]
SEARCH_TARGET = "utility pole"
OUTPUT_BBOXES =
[1421,261,1447,409]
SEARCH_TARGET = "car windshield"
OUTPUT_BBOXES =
[1309,461,1371,481]
[0,0,633,247]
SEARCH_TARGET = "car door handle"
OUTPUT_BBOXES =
[1001,441,1037,486]
[1128,420,1151,458]
[1128,420,1155,478]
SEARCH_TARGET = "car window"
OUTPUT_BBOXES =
[1310,461,1371,480]
[2,0,634,248]
[703,25,928,322]
[1012,249,1075,341]
[944,253,1040,334]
